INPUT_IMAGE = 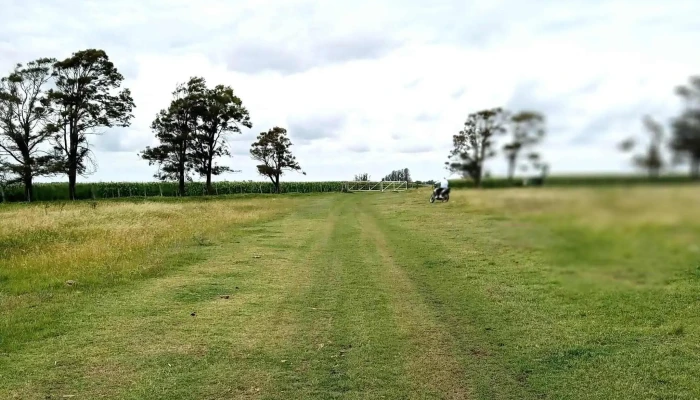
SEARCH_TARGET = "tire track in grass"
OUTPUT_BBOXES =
[1,196,340,400]
[267,195,414,399]
[355,202,472,399]
[118,195,345,399]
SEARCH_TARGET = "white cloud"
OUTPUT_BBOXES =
[1,0,698,183]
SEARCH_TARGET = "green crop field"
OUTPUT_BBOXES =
[1,186,699,399]
[0,175,695,203]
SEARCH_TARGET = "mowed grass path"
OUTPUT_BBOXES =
[1,187,699,399]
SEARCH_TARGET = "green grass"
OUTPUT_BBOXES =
[1,186,699,399]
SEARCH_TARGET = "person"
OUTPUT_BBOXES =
[435,177,449,197]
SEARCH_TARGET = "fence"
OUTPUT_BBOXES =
[0,181,360,203]
[344,181,409,192]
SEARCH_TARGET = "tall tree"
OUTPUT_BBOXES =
[140,77,207,196]
[250,126,304,193]
[446,108,507,187]
[670,76,700,179]
[618,115,666,178]
[0,58,58,201]
[503,111,545,181]
[191,84,252,194]
[46,49,135,200]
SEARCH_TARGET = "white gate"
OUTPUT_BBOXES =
[344,181,408,192]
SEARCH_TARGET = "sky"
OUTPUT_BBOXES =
[1,0,699,182]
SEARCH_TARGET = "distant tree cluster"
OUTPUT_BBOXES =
[139,78,305,195]
[138,77,304,196]
[0,50,134,201]
[352,169,412,182]
[382,168,412,182]
[619,75,700,179]
[446,108,547,187]
[0,49,306,201]
[353,172,370,181]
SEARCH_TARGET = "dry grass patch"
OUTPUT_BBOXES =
[0,197,294,294]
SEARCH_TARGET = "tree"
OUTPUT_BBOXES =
[381,168,411,182]
[250,126,304,193]
[0,58,58,201]
[446,108,507,187]
[618,115,666,178]
[191,83,252,194]
[503,111,545,181]
[670,76,700,179]
[140,77,207,196]
[354,172,370,181]
[46,49,135,200]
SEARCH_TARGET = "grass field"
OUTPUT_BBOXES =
[1,186,699,399]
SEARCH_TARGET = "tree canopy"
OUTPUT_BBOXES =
[503,111,546,181]
[250,126,304,193]
[446,108,507,187]
[0,58,57,201]
[46,49,134,200]
[670,76,700,179]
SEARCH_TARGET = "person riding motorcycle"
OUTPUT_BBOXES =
[434,177,449,198]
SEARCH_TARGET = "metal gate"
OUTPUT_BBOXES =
[344,181,408,192]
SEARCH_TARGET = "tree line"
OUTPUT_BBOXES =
[0,49,305,202]
[139,77,304,196]
[618,76,700,179]
[353,168,412,182]
[445,74,700,186]
[446,108,547,187]
[0,51,134,201]
[3,48,697,202]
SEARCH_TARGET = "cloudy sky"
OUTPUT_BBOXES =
[2,0,698,182]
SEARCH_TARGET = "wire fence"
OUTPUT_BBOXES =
[0,181,421,203]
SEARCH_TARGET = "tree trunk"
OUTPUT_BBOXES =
[507,155,516,181]
[473,164,483,188]
[205,159,213,195]
[274,174,280,193]
[68,164,77,201]
[24,174,33,202]
[21,149,33,202]
[649,167,660,179]
[178,172,185,196]
[691,157,700,180]
[178,159,186,196]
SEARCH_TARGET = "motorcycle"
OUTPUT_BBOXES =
[430,186,450,203]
